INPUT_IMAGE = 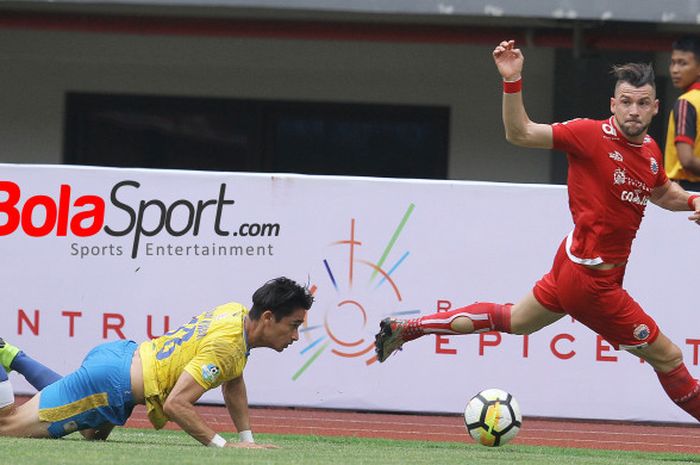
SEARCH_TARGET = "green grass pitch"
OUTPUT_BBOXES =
[0,428,698,465]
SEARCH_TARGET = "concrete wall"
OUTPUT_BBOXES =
[0,28,555,182]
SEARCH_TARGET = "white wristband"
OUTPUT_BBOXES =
[208,433,227,448]
[239,430,254,443]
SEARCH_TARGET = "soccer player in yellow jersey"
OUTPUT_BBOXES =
[0,277,313,448]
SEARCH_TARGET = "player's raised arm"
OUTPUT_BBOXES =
[493,40,553,149]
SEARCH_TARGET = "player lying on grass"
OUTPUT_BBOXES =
[0,276,313,448]
[375,40,700,422]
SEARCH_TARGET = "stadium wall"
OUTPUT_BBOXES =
[0,27,554,182]
[2,163,698,423]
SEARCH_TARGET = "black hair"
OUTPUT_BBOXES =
[672,36,700,60]
[611,63,655,89]
[249,276,314,321]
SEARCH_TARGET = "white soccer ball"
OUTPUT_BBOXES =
[463,388,522,447]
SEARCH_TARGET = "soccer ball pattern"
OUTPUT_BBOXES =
[463,388,522,447]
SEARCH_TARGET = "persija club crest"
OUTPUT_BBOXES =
[650,157,659,175]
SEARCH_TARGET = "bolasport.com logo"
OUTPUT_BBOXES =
[0,180,280,259]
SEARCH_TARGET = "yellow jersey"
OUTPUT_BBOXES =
[138,302,249,429]
[665,82,700,183]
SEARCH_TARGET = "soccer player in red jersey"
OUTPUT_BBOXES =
[375,40,700,421]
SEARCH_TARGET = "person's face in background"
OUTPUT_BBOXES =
[670,50,700,89]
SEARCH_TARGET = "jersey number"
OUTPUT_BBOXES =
[156,317,197,360]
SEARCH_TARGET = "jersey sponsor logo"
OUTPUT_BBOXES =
[633,324,650,341]
[602,121,617,137]
[613,168,626,185]
[608,151,624,162]
[624,177,651,191]
[613,169,651,196]
[196,310,215,340]
[201,363,221,384]
[650,157,659,174]
[621,190,649,206]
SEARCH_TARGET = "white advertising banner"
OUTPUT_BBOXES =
[1,163,698,423]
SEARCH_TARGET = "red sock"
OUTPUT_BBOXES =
[401,303,512,342]
[657,363,700,422]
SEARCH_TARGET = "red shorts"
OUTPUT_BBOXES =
[532,240,659,350]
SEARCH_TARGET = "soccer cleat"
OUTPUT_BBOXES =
[374,318,407,363]
[0,338,20,373]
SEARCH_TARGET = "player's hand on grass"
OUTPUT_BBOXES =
[224,441,279,449]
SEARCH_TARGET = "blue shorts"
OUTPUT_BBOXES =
[38,340,137,438]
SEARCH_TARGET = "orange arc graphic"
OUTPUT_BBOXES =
[357,259,402,301]
[323,300,367,347]
[331,342,375,358]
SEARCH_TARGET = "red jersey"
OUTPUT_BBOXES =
[551,117,668,264]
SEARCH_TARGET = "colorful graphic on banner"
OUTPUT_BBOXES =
[293,204,420,379]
